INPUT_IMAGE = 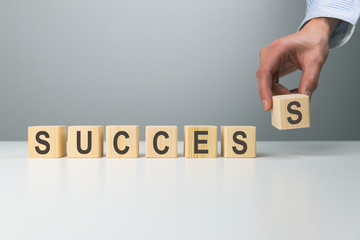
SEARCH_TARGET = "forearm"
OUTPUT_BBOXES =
[301,17,340,40]
[300,0,360,48]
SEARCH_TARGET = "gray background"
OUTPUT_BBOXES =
[1,0,359,141]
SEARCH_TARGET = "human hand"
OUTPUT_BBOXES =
[256,17,340,111]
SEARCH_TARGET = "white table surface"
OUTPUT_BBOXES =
[0,141,359,240]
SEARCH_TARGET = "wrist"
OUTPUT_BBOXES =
[301,17,340,40]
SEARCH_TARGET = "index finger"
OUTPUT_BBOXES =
[256,49,283,111]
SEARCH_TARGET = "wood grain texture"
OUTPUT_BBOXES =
[106,125,139,158]
[221,126,256,158]
[68,126,103,158]
[271,94,310,130]
[145,126,178,158]
[28,126,66,158]
[184,126,217,158]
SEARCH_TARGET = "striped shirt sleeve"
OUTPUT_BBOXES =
[299,0,360,48]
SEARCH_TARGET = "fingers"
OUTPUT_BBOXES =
[298,62,322,98]
[298,45,328,98]
[290,88,299,93]
[256,67,273,111]
[257,27,329,109]
[272,83,291,96]
[278,61,298,78]
[256,47,284,111]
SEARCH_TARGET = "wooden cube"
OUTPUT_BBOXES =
[271,94,310,130]
[146,126,178,158]
[221,126,256,158]
[184,126,217,158]
[28,126,66,158]
[68,126,103,158]
[106,125,139,158]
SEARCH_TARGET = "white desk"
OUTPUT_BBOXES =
[0,141,359,240]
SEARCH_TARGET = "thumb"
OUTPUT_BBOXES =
[299,63,322,98]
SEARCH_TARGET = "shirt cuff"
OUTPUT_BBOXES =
[299,13,355,49]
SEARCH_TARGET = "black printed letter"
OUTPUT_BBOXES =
[287,101,302,124]
[194,131,208,154]
[232,131,247,155]
[113,131,130,154]
[77,131,92,154]
[153,131,169,154]
[35,131,50,154]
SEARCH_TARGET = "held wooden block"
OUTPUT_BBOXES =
[28,126,66,158]
[106,125,139,158]
[145,126,178,158]
[68,126,104,158]
[221,126,256,158]
[271,94,311,130]
[184,126,217,158]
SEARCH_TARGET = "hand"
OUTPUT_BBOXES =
[256,17,340,111]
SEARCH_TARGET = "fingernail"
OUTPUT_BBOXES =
[262,99,269,111]
[305,89,312,97]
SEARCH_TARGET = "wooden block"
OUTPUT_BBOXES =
[106,125,139,158]
[28,126,66,158]
[184,126,217,158]
[146,126,178,158]
[271,94,310,130]
[221,126,256,158]
[68,126,103,158]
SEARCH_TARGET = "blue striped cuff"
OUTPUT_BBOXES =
[299,1,360,49]
[299,15,354,49]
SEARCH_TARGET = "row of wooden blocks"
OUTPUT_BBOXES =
[28,93,311,158]
[28,126,256,158]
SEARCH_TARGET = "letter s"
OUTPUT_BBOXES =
[287,101,302,124]
[35,131,50,154]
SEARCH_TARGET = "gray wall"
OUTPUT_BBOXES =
[1,0,359,141]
